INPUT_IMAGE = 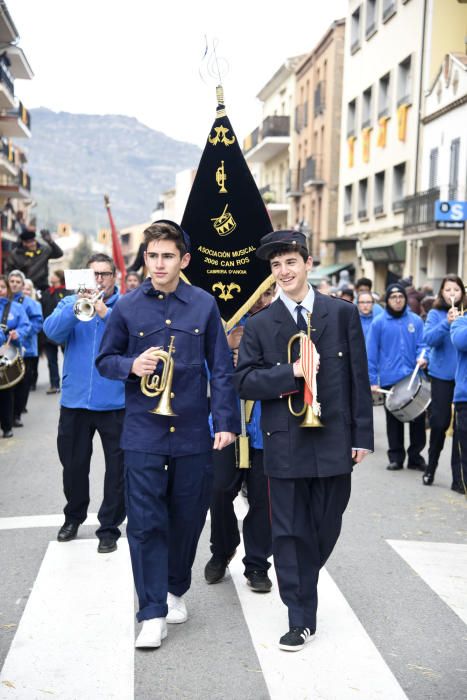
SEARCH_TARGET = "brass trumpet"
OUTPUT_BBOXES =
[73,289,105,322]
[140,336,177,416]
[287,313,323,428]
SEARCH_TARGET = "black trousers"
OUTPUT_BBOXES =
[0,386,13,432]
[44,342,61,389]
[454,403,467,490]
[209,442,272,575]
[269,473,351,630]
[383,385,426,465]
[14,357,35,418]
[57,406,126,539]
[428,377,459,473]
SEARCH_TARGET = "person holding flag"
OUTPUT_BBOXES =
[235,230,374,652]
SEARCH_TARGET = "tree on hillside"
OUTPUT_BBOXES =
[70,236,94,269]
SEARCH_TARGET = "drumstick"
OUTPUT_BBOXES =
[372,387,393,395]
[407,348,426,392]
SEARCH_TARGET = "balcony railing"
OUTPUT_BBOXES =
[262,115,290,139]
[344,212,353,223]
[358,208,368,219]
[0,62,14,98]
[402,187,439,232]
[304,155,324,185]
[374,204,385,216]
[286,168,304,197]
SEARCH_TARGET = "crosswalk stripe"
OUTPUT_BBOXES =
[0,540,134,700]
[387,540,467,626]
[0,514,99,530]
[229,540,408,700]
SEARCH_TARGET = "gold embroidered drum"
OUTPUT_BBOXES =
[0,343,25,390]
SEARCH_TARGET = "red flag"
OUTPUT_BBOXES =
[300,335,321,418]
[104,195,126,294]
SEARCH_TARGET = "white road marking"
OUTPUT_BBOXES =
[388,540,467,626]
[229,540,408,700]
[0,540,134,700]
[0,513,99,530]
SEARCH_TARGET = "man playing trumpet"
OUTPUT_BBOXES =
[97,221,239,649]
[235,230,373,651]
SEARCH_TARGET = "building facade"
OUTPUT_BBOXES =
[288,19,346,266]
[243,57,302,231]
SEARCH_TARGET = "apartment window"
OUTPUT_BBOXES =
[351,6,361,53]
[366,0,378,38]
[362,86,373,128]
[347,99,357,136]
[393,162,406,210]
[429,148,438,189]
[344,184,353,222]
[397,55,412,105]
[358,178,368,219]
[378,73,390,117]
[382,0,396,23]
[303,101,309,128]
[449,138,460,199]
[374,170,385,215]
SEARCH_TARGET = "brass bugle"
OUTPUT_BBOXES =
[287,324,323,428]
[140,336,177,417]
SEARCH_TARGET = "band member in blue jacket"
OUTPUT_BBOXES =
[449,311,467,494]
[235,230,373,652]
[44,254,126,553]
[8,270,43,426]
[96,221,240,650]
[356,290,380,342]
[367,283,427,471]
[0,275,31,438]
[423,275,465,487]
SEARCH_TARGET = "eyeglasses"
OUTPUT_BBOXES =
[358,300,373,304]
[94,271,113,279]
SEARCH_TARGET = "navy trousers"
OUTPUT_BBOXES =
[269,473,351,631]
[124,450,212,622]
[209,442,272,575]
[428,377,460,475]
[454,403,467,491]
[383,385,426,465]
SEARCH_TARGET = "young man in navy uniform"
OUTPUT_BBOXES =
[235,230,373,651]
[97,221,240,649]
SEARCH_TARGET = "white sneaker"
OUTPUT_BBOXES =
[135,618,167,648]
[166,592,188,624]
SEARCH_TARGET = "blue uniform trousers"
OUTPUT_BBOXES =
[269,473,351,631]
[124,450,212,622]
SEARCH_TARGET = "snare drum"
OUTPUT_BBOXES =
[0,343,25,390]
[385,373,431,423]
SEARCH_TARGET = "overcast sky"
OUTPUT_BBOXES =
[10,0,347,146]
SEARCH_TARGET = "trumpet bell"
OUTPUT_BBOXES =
[148,391,177,417]
[300,403,324,428]
[73,298,96,322]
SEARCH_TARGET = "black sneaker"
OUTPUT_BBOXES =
[204,552,235,584]
[386,462,403,471]
[13,418,23,428]
[279,627,314,652]
[2,430,13,438]
[246,570,272,593]
[97,538,117,554]
[451,482,466,494]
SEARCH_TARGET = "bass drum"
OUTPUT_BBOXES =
[0,343,25,390]
[385,373,431,423]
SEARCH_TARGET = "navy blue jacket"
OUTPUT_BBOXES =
[450,316,467,402]
[96,278,240,456]
[235,292,374,478]
[366,308,426,387]
[423,308,457,381]
[43,290,125,411]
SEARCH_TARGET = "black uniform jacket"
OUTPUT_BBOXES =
[234,292,374,478]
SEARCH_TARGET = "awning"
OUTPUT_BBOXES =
[362,240,406,263]
[307,262,354,283]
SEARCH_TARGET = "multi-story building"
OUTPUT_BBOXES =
[288,20,346,269]
[243,57,302,231]
[404,52,467,287]
[337,0,467,293]
[0,0,33,271]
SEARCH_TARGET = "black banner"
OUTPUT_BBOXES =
[181,86,273,329]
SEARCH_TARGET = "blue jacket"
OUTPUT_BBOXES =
[0,297,31,348]
[366,308,426,386]
[13,294,43,357]
[423,308,457,381]
[450,316,467,402]
[359,306,382,342]
[96,278,240,456]
[43,289,125,411]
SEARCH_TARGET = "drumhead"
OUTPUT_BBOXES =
[0,343,17,364]
[386,374,423,412]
